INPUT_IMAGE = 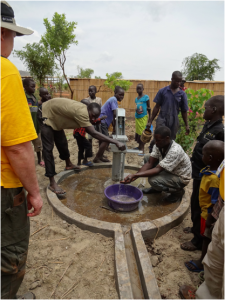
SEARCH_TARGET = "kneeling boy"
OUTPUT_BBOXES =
[123,126,192,202]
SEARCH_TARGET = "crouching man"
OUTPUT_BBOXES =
[123,126,192,202]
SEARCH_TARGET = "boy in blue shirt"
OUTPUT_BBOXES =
[93,86,124,163]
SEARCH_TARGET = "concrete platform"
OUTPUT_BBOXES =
[46,164,190,299]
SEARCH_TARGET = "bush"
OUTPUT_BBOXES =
[175,88,214,155]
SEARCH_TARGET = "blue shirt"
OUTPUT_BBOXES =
[100,96,118,128]
[154,86,189,116]
[153,86,189,135]
[135,94,149,119]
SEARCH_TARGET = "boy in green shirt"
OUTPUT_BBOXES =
[23,78,44,167]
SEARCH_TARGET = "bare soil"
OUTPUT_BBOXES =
[19,119,197,299]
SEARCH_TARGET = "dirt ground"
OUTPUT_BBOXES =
[19,119,198,299]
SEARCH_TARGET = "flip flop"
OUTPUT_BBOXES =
[185,260,204,273]
[133,147,139,150]
[48,186,66,196]
[138,153,144,156]
[64,166,81,171]
[82,161,94,167]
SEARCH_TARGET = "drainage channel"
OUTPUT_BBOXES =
[122,225,145,299]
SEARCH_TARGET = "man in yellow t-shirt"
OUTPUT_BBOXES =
[1,1,43,299]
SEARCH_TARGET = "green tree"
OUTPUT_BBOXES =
[41,12,78,99]
[182,53,221,81]
[76,66,94,78]
[104,72,132,92]
[95,75,101,79]
[14,42,56,86]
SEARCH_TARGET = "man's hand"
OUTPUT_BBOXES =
[100,115,107,120]
[27,192,43,217]
[185,125,190,135]
[146,122,151,129]
[121,174,137,184]
[116,141,126,151]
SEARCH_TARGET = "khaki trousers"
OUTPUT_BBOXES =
[196,207,224,299]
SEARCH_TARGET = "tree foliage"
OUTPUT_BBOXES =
[76,66,94,78]
[175,88,214,155]
[182,53,221,81]
[14,42,56,86]
[41,12,78,98]
[104,72,132,92]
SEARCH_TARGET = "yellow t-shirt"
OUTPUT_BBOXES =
[1,57,37,188]
[220,169,224,200]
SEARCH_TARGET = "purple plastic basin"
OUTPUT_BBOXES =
[104,184,143,212]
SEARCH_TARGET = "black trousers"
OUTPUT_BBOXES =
[190,179,202,249]
[40,122,70,177]
[74,133,92,161]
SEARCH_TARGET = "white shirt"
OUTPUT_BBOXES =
[150,140,192,185]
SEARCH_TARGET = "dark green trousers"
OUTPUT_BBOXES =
[1,187,30,299]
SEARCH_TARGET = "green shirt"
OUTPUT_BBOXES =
[25,93,40,135]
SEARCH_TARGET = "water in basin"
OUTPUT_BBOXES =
[59,168,180,225]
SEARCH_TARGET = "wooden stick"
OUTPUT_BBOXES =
[61,282,79,299]
[50,261,73,298]
[97,257,106,271]
[30,225,49,237]
[48,261,64,264]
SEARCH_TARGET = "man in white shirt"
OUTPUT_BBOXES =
[123,126,192,202]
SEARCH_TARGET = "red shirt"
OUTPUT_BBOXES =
[180,86,187,91]
[73,117,101,137]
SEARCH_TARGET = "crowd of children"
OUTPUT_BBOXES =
[23,76,224,298]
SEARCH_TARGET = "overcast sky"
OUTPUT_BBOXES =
[10,1,224,81]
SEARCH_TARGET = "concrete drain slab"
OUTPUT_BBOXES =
[47,164,190,299]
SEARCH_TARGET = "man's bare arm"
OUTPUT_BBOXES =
[181,111,190,135]
[148,103,160,125]
[3,141,43,217]
[85,126,126,150]
[137,156,159,173]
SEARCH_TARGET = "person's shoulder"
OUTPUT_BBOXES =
[144,94,149,100]
[159,86,169,92]
[1,57,20,79]
[171,140,184,153]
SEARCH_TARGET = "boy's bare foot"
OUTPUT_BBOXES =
[100,157,110,162]
[38,161,45,167]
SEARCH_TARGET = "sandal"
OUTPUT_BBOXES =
[183,227,193,234]
[180,241,199,251]
[48,186,66,196]
[64,165,81,171]
[185,260,204,273]
[179,285,196,299]
[82,161,94,167]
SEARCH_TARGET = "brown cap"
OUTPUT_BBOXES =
[1,1,33,36]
